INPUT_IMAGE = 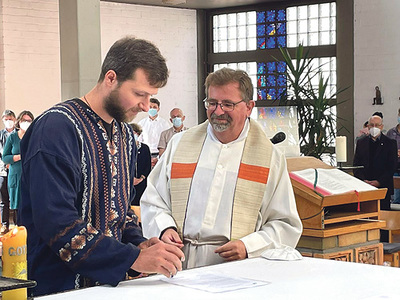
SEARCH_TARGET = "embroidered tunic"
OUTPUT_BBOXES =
[141,119,302,269]
[20,99,146,296]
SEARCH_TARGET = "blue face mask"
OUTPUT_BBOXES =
[148,108,158,117]
[172,117,182,128]
[134,134,139,142]
[398,116,400,124]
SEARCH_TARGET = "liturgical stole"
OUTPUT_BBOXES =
[170,119,273,240]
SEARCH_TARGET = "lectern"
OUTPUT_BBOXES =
[287,156,386,265]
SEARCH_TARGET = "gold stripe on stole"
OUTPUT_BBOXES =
[231,120,272,240]
[170,119,273,240]
[170,122,209,237]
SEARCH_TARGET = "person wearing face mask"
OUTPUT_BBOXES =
[387,108,400,204]
[158,108,187,157]
[138,98,169,167]
[2,110,34,226]
[0,109,16,233]
[130,123,151,206]
[353,115,397,211]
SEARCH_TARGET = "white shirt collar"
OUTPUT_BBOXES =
[207,118,250,145]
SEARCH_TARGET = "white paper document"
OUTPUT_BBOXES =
[290,168,377,195]
[161,271,270,293]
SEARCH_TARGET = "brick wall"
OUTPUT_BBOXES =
[0,1,198,127]
[0,0,61,118]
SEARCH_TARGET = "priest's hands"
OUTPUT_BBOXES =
[131,237,184,278]
[215,240,247,262]
[161,228,184,248]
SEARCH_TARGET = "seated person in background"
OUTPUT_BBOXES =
[141,67,302,269]
[130,123,151,206]
[353,115,397,210]
[387,108,400,204]
[158,107,187,157]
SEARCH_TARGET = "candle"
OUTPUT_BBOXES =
[1,226,28,300]
[336,136,347,163]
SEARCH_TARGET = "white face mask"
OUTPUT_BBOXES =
[369,127,381,138]
[3,119,14,130]
[19,121,31,131]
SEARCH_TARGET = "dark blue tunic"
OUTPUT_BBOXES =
[19,99,146,296]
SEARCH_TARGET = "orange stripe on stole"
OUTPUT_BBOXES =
[238,163,269,184]
[171,163,197,179]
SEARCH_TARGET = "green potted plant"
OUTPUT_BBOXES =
[276,44,346,161]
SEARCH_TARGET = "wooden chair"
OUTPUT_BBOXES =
[380,210,400,243]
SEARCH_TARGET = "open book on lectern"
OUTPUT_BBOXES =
[289,168,377,196]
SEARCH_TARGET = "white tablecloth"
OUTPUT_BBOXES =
[39,257,400,300]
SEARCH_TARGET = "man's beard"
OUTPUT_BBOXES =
[210,113,232,132]
[103,88,140,123]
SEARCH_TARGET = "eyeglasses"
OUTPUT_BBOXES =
[203,99,246,112]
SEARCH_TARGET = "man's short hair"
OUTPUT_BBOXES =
[2,109,15,118]
[130,123,142,136]
[98,36,169,88]
[150,98,160,107]
[204,68,253,102]
[372,111,383,119]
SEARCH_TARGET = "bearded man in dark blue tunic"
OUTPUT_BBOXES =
[19,37,184,297]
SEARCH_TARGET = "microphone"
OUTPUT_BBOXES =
[270,132,286,144]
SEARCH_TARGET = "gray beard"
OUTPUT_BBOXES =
[211,122,230,132]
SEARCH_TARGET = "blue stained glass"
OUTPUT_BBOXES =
[267,62,276,73]
[266,10,275,22]
[257,11,265,23]
[266,24,275,36]
[257,25,266,37]
[268,88,277,100]
[277,9,286,21]
[277,74,286,86]
[267,75,276,86]
[278,88,286,98]
[257,62,266,74]
[276,23,286,35]
[277,36,286,48]
[257,38,266,49]
[266,36,276,48]
[258,89,267,100]
[257,75,266,87]
[277,61,286,73]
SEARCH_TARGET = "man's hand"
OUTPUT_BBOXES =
[138,237,161,250]
[131,240,184,278]
[161,228,184,248]
[133,177,143,186]
[214,240,247,262]
[365,180,380,187]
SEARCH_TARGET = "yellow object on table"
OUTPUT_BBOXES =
[1,226,27,300]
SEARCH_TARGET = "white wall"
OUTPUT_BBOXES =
[100,2,198,128]
[0,1,198,129]
[354,0,400,133]
[0,0,61,119]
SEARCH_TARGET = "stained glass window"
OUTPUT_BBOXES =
[256,10,286,49]
[257,61,287,101]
